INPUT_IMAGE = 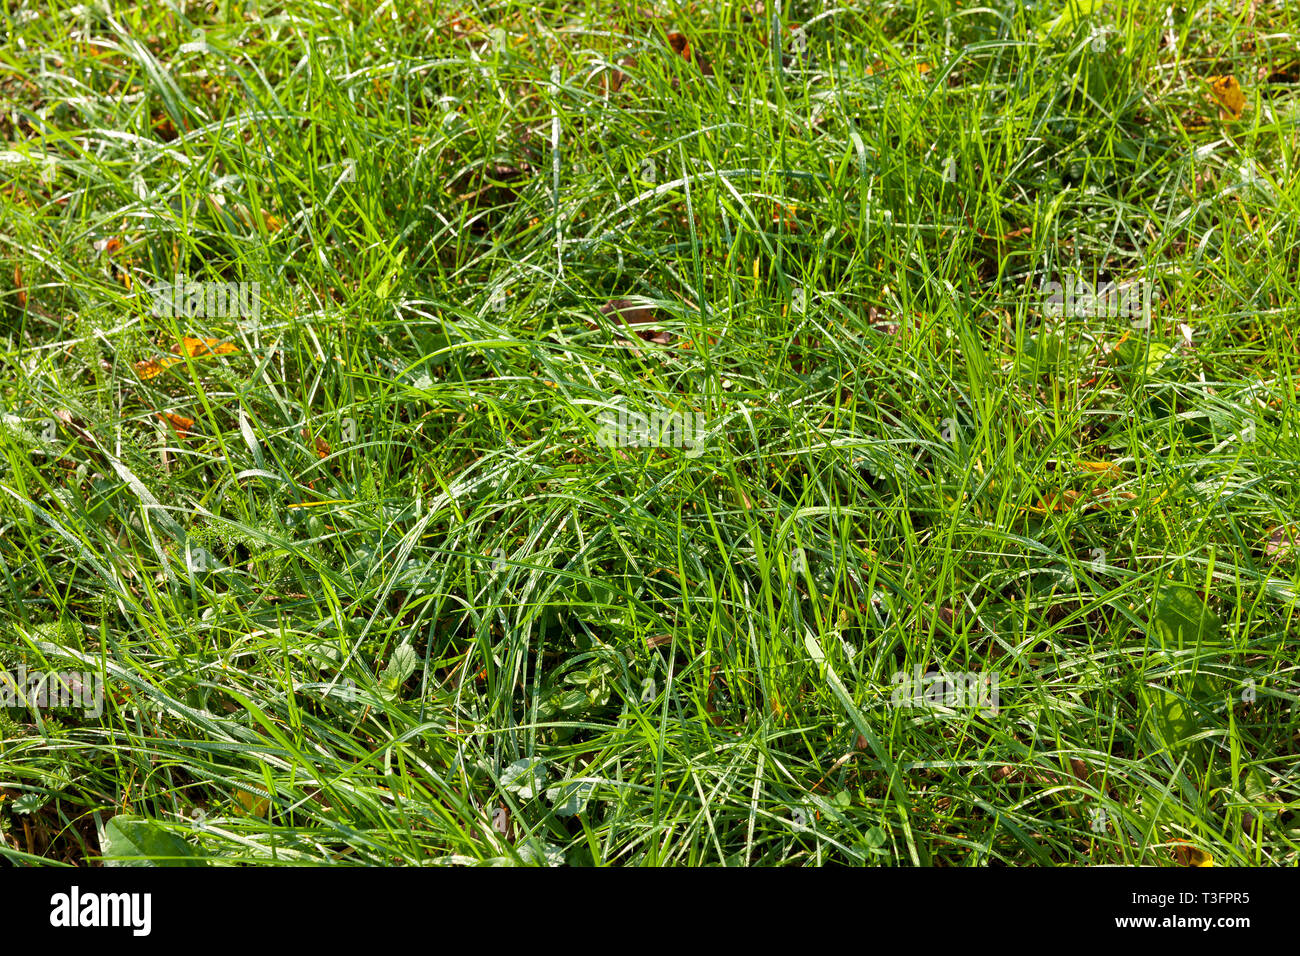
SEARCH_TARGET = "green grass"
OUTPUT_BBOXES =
[0,0,1298,866]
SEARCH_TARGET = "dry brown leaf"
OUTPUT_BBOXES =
[599,298,658,326]
[602,59,633,94]
[1265,525,1298,562]
[53,409,94,445]
[594,299,675,348]
[666,32,712,74]
[301,428,331,459]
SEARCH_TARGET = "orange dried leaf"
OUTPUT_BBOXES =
[156,412,195,436]
[134,356,182,380]
[171,337,239,358]
[771,203,800,230]
[1022,490,1083,515]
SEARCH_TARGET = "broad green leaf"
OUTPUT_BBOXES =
[546,780,594,816]
[1116,338,1176,376]
[1139,685,1198,755]
[379,643,419,699]
[102,815,205,867]
[517,840,565,866]
[1242,767,1269,803]
[501,758,547,799]
[541,688,589,718]
[12,792,46,814]
[1015,332,1071,380]
[863,826,889,851]
[1150,584,1222,651]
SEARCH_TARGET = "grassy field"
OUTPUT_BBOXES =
[1,0,1298,866]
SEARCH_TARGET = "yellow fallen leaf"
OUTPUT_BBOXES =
[1077,460,1122,481]
[232,787,270,818]
[1171,840,1214,866]
[1208,74,1246,118]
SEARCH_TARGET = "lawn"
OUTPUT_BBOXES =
[1,0,1298,866]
